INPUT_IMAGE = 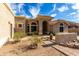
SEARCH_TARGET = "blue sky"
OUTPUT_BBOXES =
[10,3,79,23]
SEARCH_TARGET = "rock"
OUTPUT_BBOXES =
[74,43,79,49]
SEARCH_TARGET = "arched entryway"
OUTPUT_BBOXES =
[42,21,48,34]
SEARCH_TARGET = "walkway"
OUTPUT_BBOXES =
[53,45,79,56]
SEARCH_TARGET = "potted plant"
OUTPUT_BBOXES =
[50,33,53,40]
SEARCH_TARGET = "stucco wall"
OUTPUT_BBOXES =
[0,4,15,47]
[15,17,26,32]
[52,23,68,34]
[68,28,79,35]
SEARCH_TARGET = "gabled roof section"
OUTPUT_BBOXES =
[50,20,70,25]
[36,15,53,20]
[15,15,54,21]
[50,19,79,27]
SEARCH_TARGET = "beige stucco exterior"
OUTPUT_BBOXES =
[0,3,15,47]
[52,22,68,33]
[15,16,26,32]
[15,15,79,35]
[15,15,52,35]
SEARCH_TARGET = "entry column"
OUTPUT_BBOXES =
[38,21,42,35]
[29,23,31,34]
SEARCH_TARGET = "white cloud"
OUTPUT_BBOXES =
[11,3,25,15]
[76,18,79,20]
[72,3,79,10]
[70,12,76,15]
[58,5,69,12]
[28,4,43,19]
[52,4,56,11]
[18,3,31,18]
[48,4,56,14]
[10,4,17,10]
[21,9,31,18]
[25,14,31,18]
[28,6,40,19]
[74,14,79,18]
[77,10,79,13]
[18,3,24,13]
[67,11,79,18]
[10,4,18,14]
[51,14,57,17]
[69,12,79,18]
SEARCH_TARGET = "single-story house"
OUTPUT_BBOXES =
[15,15,79,35]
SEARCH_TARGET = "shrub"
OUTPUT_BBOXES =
[13,31,26,42]
[32,35,42,45]
[29,35,43,49]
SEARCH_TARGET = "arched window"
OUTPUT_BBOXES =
[18,24,22,28]
[60,23,63,27]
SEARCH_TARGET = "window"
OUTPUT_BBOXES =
[60,23,63,27]
[27,25,29,32]
[75,26,78,28]
[31,22,37,32]
[68,26,72,28]
[60,23,64,32]
[18,24,22,28]
[26,22,37,33]
[31,26,36,32]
